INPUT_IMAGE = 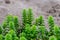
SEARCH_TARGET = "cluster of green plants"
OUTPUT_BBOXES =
[0,8,60,40]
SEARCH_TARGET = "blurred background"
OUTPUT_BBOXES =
[0,0,60,26]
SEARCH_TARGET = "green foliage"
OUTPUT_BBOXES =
[22,9,27,26]
[8,30,16,37]
[2,21,7,29]
[21,24,37,40]
[5,34,12,40]
[0,34,3,40]
[48,16,55,35]
[0,26,3,34]
[13,16,19,29]
[53,25,60,40]
[14,37,19,40]
[8,30,17,40]
[39,26,46,34]
[9,21,16,31]
[20,32,26,37]
[30,25,37,38]
[48,16,54,27]
[38,26,48,40]
[20,36,27,40]
[23,24,31,40]
[35,16,44,26]
[49,35,57,40]
[22,8,33,26]
[39,16,44,26]
[35,18,39,26]
[53,25,60,35]
[24,24,31,33]
[6,14,13,23]
[27,8,33,25]
[1,9,60,40]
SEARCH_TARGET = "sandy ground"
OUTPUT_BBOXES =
[0,0,60,27]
